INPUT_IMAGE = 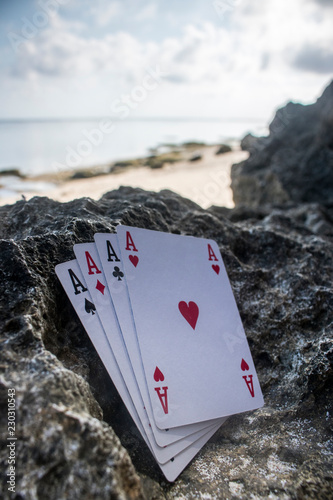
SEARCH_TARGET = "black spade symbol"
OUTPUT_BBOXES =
[85,298,96,315]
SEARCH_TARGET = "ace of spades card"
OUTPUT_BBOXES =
[54,259,149,442]
[117,225,264,430]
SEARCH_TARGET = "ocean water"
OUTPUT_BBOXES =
[0,118,267,176]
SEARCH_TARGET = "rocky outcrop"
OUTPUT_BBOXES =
[0,187,332,499]
[231,80,333,206]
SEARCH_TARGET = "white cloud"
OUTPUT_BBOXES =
[2,0,332,119]
[91,2,122,27]
[8,0,333,83]
[136,3,157,22]
[9,11,154,82]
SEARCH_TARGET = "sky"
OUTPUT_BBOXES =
[0,0,333,123]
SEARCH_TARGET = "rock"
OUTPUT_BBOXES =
[240,133,261,152]
[231,80,333,206]
[71,170,106,180]
[143,152,182,170]
[0,187,332,498]
[189,153,202,162]
[182,141,206,148]
[112,159,142,170]
[215,144,232,155]
[148,160,164,169]
[0,168,25,178]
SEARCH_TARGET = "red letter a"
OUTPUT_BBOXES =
[125,231,138,252]
[242,375,255,397]
[85,251,102,275]
[208,244,218,261]
[154,387,169,414]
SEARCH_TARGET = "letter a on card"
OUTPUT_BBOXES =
[154,387,169,414]
[207,243,218,261]
[125,231,138,252]
[85,251,102,275]
[68,268,88,295]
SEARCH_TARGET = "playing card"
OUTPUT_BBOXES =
[54,260,149,446]
[94,232,224,447]
[157,419,222,482]
[55,259,223,479]
[117,225,264,429]
[73,243,221,463]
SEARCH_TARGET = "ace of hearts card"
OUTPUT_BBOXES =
[116,225,264,429]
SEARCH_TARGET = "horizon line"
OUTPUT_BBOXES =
[0,116,267,124]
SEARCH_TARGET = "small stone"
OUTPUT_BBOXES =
[215,144,232,155]
[189,154,202,162]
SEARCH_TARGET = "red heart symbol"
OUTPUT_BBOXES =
[212,265,220,275]
[178,301,199,330]
[129,255,139,267]
[241,358,249,371]
[154,366,164,382]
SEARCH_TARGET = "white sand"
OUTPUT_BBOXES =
[0,147,247,209]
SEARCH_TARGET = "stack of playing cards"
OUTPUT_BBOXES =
[55,225,264,481]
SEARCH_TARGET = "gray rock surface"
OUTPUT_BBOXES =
[215,144,232,155]
[240,133,260,152]
[231,80,333,206]
[0,187,332,499]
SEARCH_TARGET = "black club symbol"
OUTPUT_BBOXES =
[113,266,124,281]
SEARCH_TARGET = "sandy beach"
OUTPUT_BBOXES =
[0,146,248,208]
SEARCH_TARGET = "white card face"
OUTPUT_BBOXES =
[158,419,222,482]
[117,226,264,429]
[72,243,220,464]
[94,232,223,447]
[54,260,149,446]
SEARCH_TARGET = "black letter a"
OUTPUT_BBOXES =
[68,269,87,295]
[107,240,120,262]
